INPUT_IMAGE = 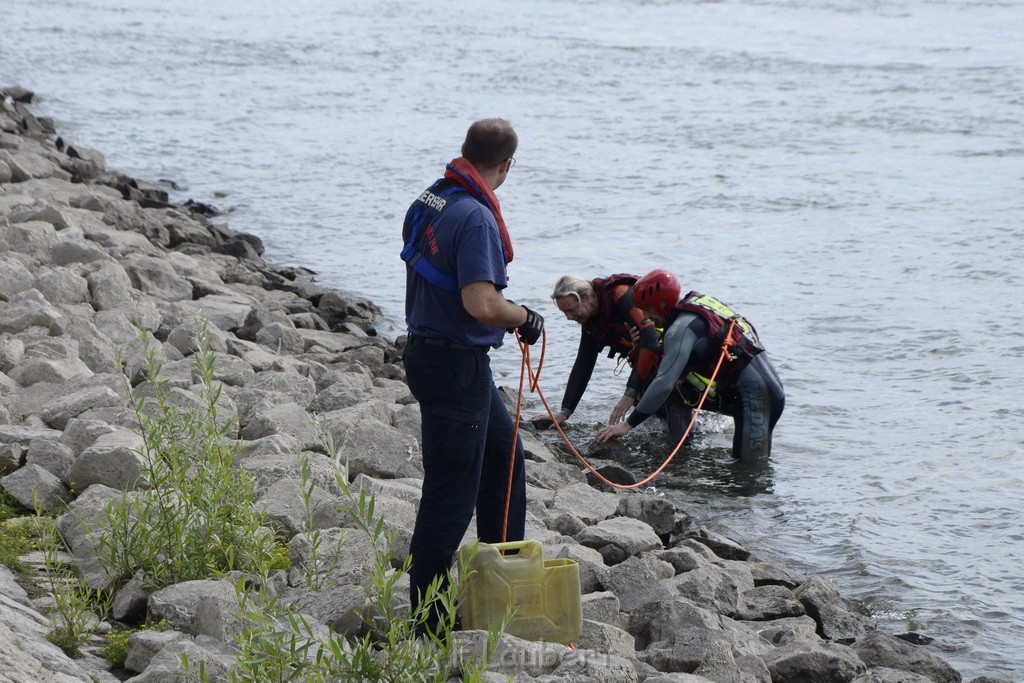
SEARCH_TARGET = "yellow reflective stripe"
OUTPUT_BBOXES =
[690,295,755,337]
[691,294,736,319]
[685,371,717,397]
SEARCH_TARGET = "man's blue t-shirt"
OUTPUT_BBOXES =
[404,193,508,348]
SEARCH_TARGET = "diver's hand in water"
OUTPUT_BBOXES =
[530,411,567,430]
[608,396,633,425]
[596,422,631,443]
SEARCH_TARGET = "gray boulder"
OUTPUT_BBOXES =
[1,463,70,512]
[66,429,146,492]
[852,632,962,683]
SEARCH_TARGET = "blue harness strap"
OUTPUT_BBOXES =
[401,179,472,292]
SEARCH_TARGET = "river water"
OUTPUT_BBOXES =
[4,0,1023,678]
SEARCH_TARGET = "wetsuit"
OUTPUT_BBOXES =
[558,276,660,419]
[627,309,785,460]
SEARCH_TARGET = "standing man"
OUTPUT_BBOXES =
[400,118,544,635]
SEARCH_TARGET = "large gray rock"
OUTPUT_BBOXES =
[49,316,120,374]
[39,384,123,429]
[0,148,67,182]
[0,463,69,512]
[256,476,337,539]
[553,542,608,595]
[9,354,91,388]
[147,579,239,636]
[311,371,374,412]
[0,566,95,682]
[122,253,195,302]
[852,632,962,683]
[794,575,876,644]
[349,473,422,504]
[280,582,369,634]
[0,256,34,301]
[237,443,342,496]
[552,482,619,526]
[575,516,663,563]
[694,638,771,683]
[84,260,135,311]
[736,584,806,621]
[673,562,752,618]
[123,629,188,674]
[762,640,867,682]
[0,423,62,446]
[335,418,423,480]
[0,334,26,371]
[34,266,91,305]
[58,417,118,456]
[574,618,636,659]
[0,289,63,334]
[0,442,21,474]
[244,369,316,408]
[615,494,678,539]
[603,554,677,613]
[255,321,305,355]
[852,668,934,683]
[240,401,322,451]
[124,634,237,682]
[286,527,383,592]
[66,429,146,492]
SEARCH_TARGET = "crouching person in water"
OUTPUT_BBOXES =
[596,269,784,460]
[530,274,661,430]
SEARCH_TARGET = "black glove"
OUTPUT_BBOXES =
[516,306,544,346]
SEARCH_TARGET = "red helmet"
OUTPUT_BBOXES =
[633,269,681,318]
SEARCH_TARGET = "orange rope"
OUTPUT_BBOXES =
[501,329,545,542]
[518,320,737,492]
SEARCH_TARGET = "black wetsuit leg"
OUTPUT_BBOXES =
[666,398,693,444]
[731,354,785,460]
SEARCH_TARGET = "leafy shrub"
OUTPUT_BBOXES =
[39,515,110,657]
[224,440,504,682]
[98,322,276,590]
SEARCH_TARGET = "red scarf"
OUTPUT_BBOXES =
[444,157,514,263]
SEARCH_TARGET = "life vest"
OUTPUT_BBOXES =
[667,291,764,400]
[400,179,474,292]
[584,274,639,360]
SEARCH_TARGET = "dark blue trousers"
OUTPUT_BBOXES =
[403,340,526,631]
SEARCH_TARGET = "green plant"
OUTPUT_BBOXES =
[0,518,35,572]
[103,620,173,668]
[295,454,343,590]
[102,627,133,667]
[221,429,505,682]
[98,321,276,590]
[268,542,291,572]
[0,488,30,522]
[39,515,111,657]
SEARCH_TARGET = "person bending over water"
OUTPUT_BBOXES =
[530,274,660,430]
[596,269,784,460]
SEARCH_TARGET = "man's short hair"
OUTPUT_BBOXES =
[462,118,518,168]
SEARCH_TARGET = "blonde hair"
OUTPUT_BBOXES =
[551,275,594,303]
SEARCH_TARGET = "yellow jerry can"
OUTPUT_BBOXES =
[459,539,583,644]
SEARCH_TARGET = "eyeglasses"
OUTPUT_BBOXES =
[507,157,516,169]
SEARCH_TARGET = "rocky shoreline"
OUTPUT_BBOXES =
[0,86,999,683]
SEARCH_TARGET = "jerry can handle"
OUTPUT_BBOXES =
[485,539,542,559]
